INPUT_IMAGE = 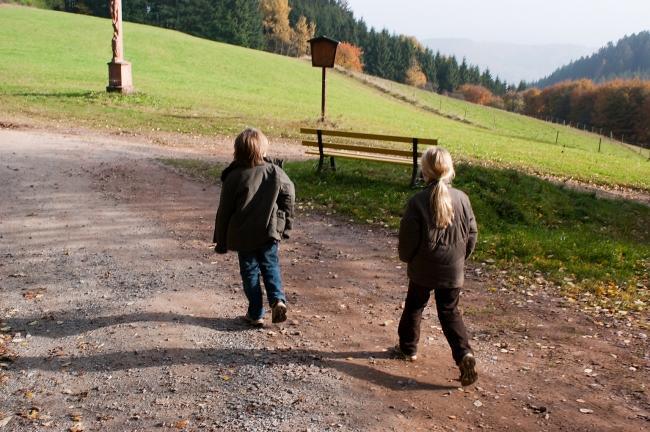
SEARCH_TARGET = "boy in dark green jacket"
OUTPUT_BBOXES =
[213,128,295,326]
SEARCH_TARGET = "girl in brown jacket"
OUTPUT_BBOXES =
[396,146,479,386]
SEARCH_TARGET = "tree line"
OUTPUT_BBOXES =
[534,31,650,88]
[289,0,511,94]
[522,79,650,146]
[44,0,512,95]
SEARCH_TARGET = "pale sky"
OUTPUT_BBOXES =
[346,0,650,47]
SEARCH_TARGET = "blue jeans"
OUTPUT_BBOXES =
[237,241,286,320]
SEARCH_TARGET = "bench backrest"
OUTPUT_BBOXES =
[300,128,438,187]
[300,128,438,144]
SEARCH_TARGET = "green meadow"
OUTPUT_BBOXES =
[0,5,648,189]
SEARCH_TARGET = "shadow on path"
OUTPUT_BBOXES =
[9,313,457,392]
[7,312,254,337]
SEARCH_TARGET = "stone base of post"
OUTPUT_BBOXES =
[106,61,134,94]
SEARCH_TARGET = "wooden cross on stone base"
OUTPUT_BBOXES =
[106,0,134,94]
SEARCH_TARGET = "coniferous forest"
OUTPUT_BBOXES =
[535,32,650,88]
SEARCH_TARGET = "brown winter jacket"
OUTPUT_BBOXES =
[213,161,295,253]
[398,184,478,289]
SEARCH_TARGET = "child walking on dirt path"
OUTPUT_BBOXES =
[395,146,479,386]
[213,128,295,327]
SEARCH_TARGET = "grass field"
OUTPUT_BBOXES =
[161,157,649,311]
[1,6,649,189]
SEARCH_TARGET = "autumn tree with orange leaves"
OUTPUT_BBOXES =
[405,61,427,88]
[335,42,363,72]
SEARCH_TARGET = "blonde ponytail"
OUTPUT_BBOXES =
[421,147,455,229]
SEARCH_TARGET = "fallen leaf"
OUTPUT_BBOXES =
[49,347,65,357]
[22,288,46,300]
[174,419,189,429]
[69,422,84,432]
[19,407,39,420]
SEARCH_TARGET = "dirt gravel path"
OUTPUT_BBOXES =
[1,128,648,431]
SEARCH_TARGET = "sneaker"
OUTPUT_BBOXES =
[271,300,287,324]
[243,314,264,328]
[392,345,417,362]
[459,353,478,386]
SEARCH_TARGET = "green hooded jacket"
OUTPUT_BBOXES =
[213,161,295,252]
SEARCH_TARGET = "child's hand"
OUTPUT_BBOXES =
[214,244,227,254]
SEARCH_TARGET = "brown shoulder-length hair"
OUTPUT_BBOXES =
[234,128,269,167]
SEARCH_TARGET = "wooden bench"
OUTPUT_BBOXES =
[300,128,438,187]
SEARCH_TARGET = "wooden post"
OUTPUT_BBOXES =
[317,129,324,171]
[598,137,602,153]
[555,131,559,145]
[320,67,326,122]
[410,138,419,188]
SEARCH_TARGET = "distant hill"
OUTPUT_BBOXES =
[423,38,595,83]
[534,31,650,88]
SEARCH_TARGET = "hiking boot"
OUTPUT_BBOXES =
[271,300,287,324]
[392,345,417,362]
[459,353,478,386]
[243,314,264,328]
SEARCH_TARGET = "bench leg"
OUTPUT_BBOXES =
[410,164,419,188]
[317,154,325,172]
[330,156,336,172]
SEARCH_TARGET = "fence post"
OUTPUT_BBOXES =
[410,138,419,188]
[555,131,559,145]
[598,137,602,153]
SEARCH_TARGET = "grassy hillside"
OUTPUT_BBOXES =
[0,6,648,189]
[352,71,649,159]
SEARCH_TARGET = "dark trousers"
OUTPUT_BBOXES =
[398,280,472,364]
